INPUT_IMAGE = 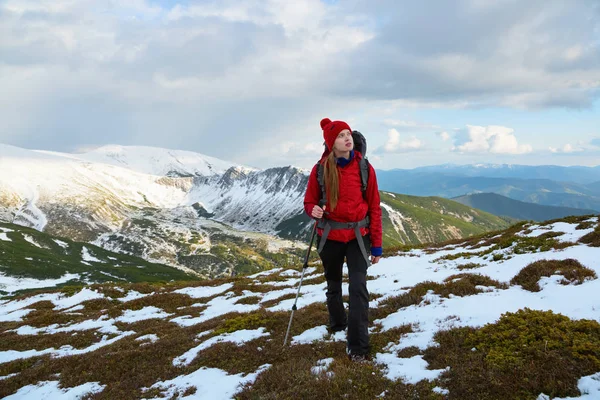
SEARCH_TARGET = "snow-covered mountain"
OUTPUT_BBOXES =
[0,144,306,277]
[0,144,509,277]
[1,215,599,399]
[39,145,256,177]
[1,144,191,230]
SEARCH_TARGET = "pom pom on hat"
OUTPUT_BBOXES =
[320,117,351,151]
[320,118,332,129]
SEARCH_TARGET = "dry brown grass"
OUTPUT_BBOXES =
[456,262,484,270]
[579,224,600,247]
[2,218,599,400]
[0,330,103,352]
[511,258,597,292]
[369,324,414,354]
[235,295,262,305]
[235,345,445,400]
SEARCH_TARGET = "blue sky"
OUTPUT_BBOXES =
[0,0,598,170]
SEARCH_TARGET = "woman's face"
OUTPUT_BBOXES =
[333,129,354,153]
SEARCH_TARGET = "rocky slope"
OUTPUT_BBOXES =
[0,144,509,277]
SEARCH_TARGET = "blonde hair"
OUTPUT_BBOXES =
[323,151,339,211]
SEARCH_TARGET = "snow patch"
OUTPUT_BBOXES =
[136,334,160,344]
[173,328,270,367]
[375,354,447,384]
[3,381,105,400]
[174,283,233,299]
[145,364,271,400]
[23,234,42,248]
[311,358,334,375]
[116,306,172,324]
[54,239,69,248]
[81,247,102,263]
[117,290,152,302]
[0,273,81,295]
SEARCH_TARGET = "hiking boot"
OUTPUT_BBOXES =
[326,324,347,334]
[348,353,370,362]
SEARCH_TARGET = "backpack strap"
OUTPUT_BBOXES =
[316,162,327,206]
[359,158,370,198]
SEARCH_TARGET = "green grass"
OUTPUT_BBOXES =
[379,192,511,247]
[424,309,600,399]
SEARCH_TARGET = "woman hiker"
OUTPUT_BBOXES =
[303,118,383,362]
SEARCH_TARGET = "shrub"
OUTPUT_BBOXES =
[214,313,269,335]
[579,225,600,247]
[511,259,597,292]
[425,308,600,399]
[456,262,484,270]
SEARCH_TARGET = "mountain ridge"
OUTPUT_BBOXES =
[376,170,600,211]
[453,192,598,222]
[0,144,523,277]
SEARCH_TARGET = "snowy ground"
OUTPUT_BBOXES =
[1,217,600,399]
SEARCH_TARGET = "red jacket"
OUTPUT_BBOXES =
[304,151,382,249]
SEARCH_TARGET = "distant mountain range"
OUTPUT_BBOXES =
[452,193,597,222]
[402,164,600,184]
[376,166,600,212]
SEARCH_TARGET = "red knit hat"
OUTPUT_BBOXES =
[321,118,352,151]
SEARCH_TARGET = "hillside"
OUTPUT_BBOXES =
[1,144,512,278]
[452,193,597,222]
[379,192,510,246]
[0,222,199,296]
[1,215,599,399]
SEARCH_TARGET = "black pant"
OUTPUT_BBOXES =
[317,234,370,356]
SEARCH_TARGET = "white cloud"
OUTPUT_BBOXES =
[0,0,598,169]
[278,141,323,156]
[383,119,440,130]
[378,129,424,154]
[549,143,584,153]
[453,125,532,155]
[437,131,450,142]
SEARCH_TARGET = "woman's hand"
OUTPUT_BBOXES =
[311,205,325,219]
[371,256,381,265]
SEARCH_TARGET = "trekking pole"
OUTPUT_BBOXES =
[283,213,321,347]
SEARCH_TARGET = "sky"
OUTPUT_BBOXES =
[0,0,599,170]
